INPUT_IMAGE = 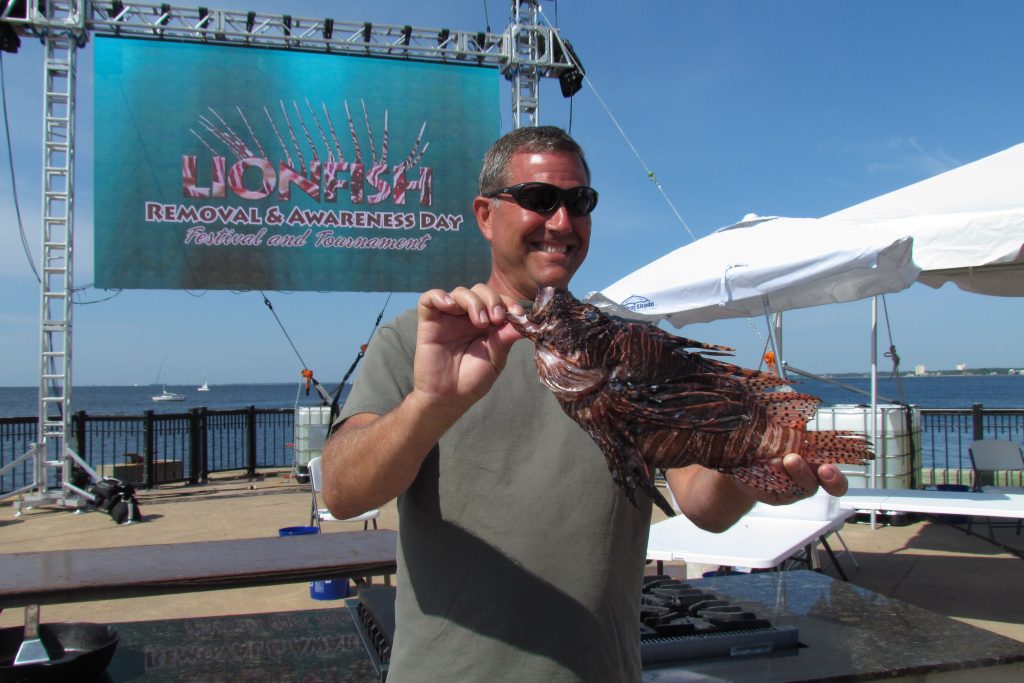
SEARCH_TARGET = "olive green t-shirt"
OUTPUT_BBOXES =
[339,309,652,682]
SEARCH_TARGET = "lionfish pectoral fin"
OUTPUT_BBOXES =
[591,428,673,517]
[650,484,675,517]
[724,464,806,498]
[613,380,748,432]
[757,392,822,429]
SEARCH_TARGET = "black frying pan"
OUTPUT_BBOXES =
[0,622,118,683]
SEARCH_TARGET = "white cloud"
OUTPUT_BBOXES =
[864,136,961,178]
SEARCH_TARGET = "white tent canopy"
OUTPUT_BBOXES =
[592,215,919,327]
[826,142,1024,297]
[592,142,1024,327]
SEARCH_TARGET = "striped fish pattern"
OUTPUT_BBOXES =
[507,287,871,517]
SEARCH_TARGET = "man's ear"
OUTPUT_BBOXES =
[473,195,494,242]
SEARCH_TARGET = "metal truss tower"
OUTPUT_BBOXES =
[509,1,545,129]
[1,0,99,513]
[0,0,581,513]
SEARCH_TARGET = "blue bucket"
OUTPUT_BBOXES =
[277,527,349,599]
[309,577,350,600]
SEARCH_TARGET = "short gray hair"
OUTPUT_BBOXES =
[478,126,590,195]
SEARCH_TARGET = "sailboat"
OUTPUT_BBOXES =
[197,374,210,392]
[152,387,185,402]
[151,358,185,401]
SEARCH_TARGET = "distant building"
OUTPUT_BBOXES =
[914,365,927,376]
[954,363,967,372]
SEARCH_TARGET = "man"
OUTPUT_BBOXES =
[322,126,847,681]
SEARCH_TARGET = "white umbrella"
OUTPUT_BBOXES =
[591,214,919,327]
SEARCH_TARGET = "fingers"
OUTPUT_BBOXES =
[816,463,849,497]
[780,453,849,498]
[781,453,818,493]
[420,285,525,327]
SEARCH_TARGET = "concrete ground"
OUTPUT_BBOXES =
[2,470,1022,646]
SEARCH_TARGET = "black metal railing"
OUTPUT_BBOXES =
[3,404,1023,497]
[1,407,299,495]
[918,404,1024,488]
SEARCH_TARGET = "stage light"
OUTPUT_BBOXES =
[245,11,255,33]
[437,28,450,46]
[198,6,208,23]
[323,17,333,40]
[0,0,23,53]
[474,31,486,64]
[110,0,124,19]
[0,25,16,53]
[159,3,170,25]
[282,14,291,36]
[401,25,411,46]
[362,22,371,43]
[555,38,584,98]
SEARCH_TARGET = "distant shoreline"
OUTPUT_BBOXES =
[826,368,1021,379]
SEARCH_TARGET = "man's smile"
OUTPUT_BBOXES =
[533,242,570,254]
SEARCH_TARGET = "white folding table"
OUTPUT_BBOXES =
[839,487,1024,518]
[647,495,855,579]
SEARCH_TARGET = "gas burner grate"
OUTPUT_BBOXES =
[347,586,396,682]
[640,575,801,664]
[347,577,801,676]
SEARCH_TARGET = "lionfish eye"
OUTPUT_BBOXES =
[584,308,600,322]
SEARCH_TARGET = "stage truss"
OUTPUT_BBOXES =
[0,0,581,513]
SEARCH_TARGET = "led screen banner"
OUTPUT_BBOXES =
[93,36,499,291]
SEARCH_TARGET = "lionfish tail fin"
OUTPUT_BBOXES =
[801,430,873,465]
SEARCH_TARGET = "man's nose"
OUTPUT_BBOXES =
[545,203,574,232]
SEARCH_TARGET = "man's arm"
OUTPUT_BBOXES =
[321,285,523,519]
[666,456,849,533]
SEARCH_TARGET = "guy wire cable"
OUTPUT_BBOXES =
[326,292,393,429]
[538,5,697,243]
[261,290,392,414]
[0,51,39,282]
[262,291,334,405]
[261,290,311,371]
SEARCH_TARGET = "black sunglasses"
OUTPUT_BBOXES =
[484,182,599,216]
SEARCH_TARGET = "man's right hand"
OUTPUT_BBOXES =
[412,284,525,415]
[322,284,525,519]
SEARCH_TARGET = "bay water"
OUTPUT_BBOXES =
[0,375,1020,492]
[1,374,1020,418]
[0,382,346,417]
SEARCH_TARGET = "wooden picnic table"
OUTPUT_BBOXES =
[0,530,397,609]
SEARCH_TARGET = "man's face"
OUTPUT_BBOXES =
[473,151,592,300]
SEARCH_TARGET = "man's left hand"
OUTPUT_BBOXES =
[736,454,848,507]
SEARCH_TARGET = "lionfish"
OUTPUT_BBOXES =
[507,287,871,517]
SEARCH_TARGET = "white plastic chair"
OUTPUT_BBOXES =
[967,439,1023,536]
[307,456,379,530]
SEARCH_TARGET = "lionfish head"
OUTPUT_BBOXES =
[506,287,610,360]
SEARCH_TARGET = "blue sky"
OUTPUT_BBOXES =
[2,1,1023,387]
